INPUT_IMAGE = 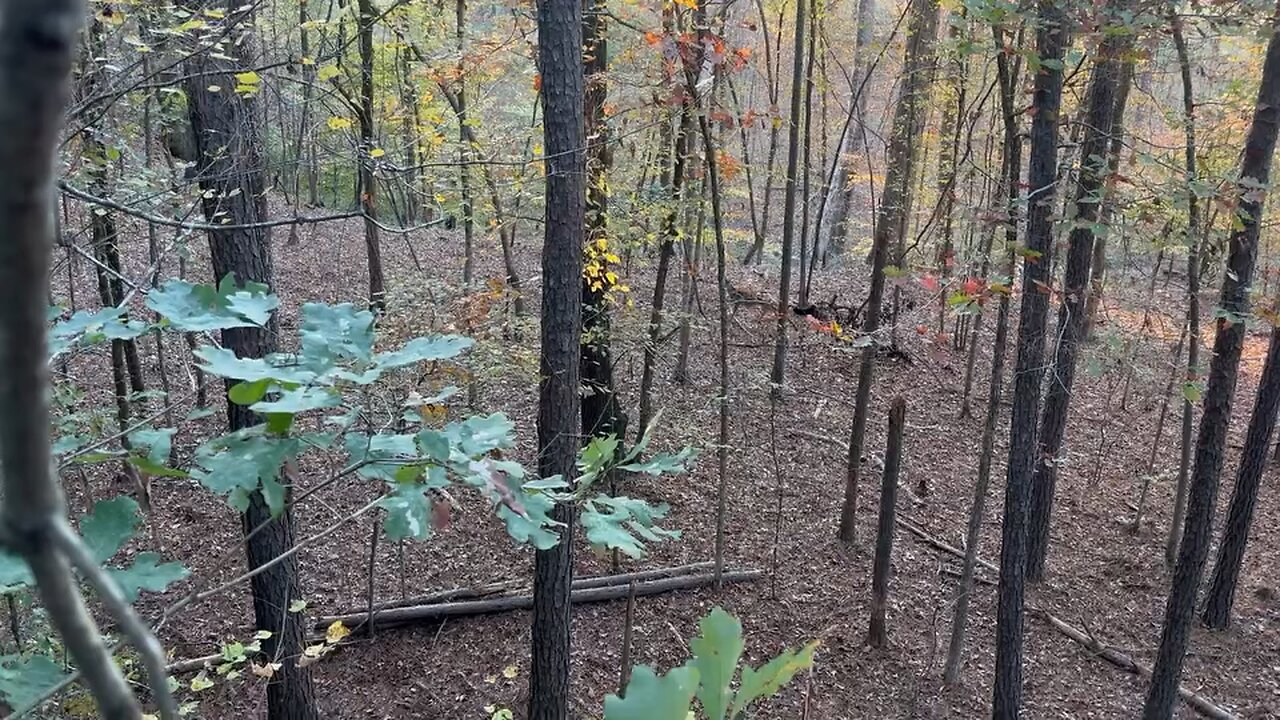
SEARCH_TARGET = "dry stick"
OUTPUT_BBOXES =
[1131,321,1188,532]
[1037,612,1239,720]
[319,562,716,621]
[315,570,763,631]
[768,393,786,600]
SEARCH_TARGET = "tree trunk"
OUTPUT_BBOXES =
[457,0,475,285]
[837,0,939,543]
[943,29,1021,683]
[1143,5,1280,716]
[992,0,1069,712]
[582,0,625,448]
[529,0,585,711]
[356,0,387,309]
[1025,27,1133,582]
[1200,319,1280,628]
[1167,8,1202,569]
[182,4,318,717]
[769,0,808,393]
[868,397,906,648]
[818,0,876,261]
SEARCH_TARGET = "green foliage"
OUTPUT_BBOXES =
[604,607,818,720]
[0,655,67,710]
[146,275,278,332]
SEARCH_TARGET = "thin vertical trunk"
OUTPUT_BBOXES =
[743,0,783,265]
[769,0,809,393]
[1083,62,1135,339]
[819,0,876,261]
[1025,27,1133,582]
[357,0,387,308]
[1168,8,1202,569]
[935,13,967,334]
[943,31,1020,683]
[992,0,1069,712]
[867,397,906,649]
[528,0,585,711]
[797,0,818,306]
[457,0,475,285]
[837,0,939,543]
[1143,5,1280,716]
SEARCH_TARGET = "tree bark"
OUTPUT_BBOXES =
[943,28,1021,684]
[993,0,1069,713]
[356,0,387,309]
[456,0,475,285]
[769,0,808,393]
[837,0,939,543]
[182,4,319,718]
[1025,26,1133,582]
[868,397,906,648]
[1143,5,1280,716]
[529,0,585,711]
[1168,8,1202,569]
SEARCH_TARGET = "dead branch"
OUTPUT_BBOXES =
[314,569,762,632]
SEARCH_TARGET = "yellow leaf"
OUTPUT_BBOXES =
[317,65,341,82]
[325,620,351,644]
[250,662,281,679]
[234,71,261,85]
[502,664,518,679]
[177,19,206,32]
[369,148,386,158]
[301,56,316,66]
[327,116,353,130]
[203,8,226,18]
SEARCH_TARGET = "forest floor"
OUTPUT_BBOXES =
[55,201,1280,719]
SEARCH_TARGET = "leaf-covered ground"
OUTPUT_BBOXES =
[52,200,1280,718]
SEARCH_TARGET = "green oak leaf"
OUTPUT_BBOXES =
[603,665,699,720]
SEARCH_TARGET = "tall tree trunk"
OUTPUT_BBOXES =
[1200,317,1280,627]
[1167,8,1202,569]
[943,29,1020,683]
[529,0,585,711]
[769,0,809,394]
[457,0,475,285]
[797,0,819,307]
[1142,5,1280,716]
[819,0,876,261]
[1024,26,1133,582]
[934,13,967,334]
[1083,61,1135,339]
[743,0,783,265]
[836,0,939,543]
[183,3,318,717]
[582,0,625,449]
[357,0,387,308]
[992,0,1069,712]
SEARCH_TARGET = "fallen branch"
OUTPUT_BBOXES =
[320,561,717,619]
[896,517,998,574]
[1036,611,1239,720]
[315,568,762,632]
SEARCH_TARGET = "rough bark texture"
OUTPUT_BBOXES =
[1201,323,1280,628]
[1025,28,1132,582]
[1142,6,1280,717]
[183,3,318,718]
[837,0,939,543]
[868,397,906,648]
[529,0,585,711]
[993,1,1068,714]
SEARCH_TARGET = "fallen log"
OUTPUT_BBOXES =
[321,561,718,620]
[1037,611,1239,720]
[315,568,762,632]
